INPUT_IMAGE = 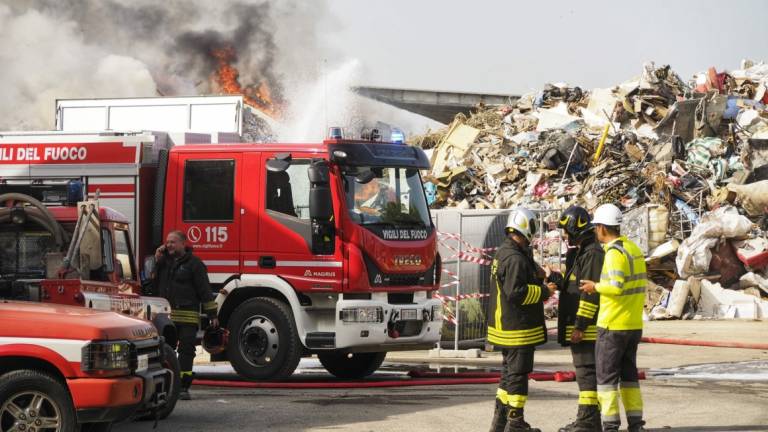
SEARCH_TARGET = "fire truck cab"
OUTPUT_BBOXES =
[161,139,443,379]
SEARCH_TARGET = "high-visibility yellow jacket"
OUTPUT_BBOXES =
[595,236,646,330]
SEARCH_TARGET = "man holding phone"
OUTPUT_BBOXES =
[579,204,647,432]
[153,230,219,400]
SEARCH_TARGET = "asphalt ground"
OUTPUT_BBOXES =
[116,320,768,432]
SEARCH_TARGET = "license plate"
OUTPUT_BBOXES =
[401,308,418,321]
[137,354,149,373]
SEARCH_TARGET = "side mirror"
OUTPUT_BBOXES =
[309,187,333,220]
[266,153,292,172]
[143,255,156,280]
[308,160,332,220]
[355,170,376,184]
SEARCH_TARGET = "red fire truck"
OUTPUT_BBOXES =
[1,131,442,380]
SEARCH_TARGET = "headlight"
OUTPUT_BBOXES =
[81,340,131,372]
[340,307,383,323]
[432,304,443,321]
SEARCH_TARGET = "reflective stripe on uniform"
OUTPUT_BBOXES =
[171,309,200,324]
[578,390,598,406]
[565,325,597,341]
[522,284,541,305]
[487,326,546,347]
[603,272,647,282]
[496,388,509,405]
[597,384,620,421]
[202,301,218,312]
[620,382,643,418]
[507,394,527,408]
[576,300,598,319]
[493,259,503,329]
[620,287,646,296]
[496,388,527,408]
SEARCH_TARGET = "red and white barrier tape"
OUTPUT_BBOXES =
[437,231,495,266]
[437,231,498,256]
[434,292,489,302]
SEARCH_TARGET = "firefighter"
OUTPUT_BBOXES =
[550,206,604,432]
[487,208,554,432]
[579,204,647,432]
[153,230,219,400]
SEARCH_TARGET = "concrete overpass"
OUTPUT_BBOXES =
[353,86,519,124]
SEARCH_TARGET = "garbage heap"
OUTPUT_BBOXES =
[417,61,768,320]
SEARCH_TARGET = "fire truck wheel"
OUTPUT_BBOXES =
[0,369,77,432]
[137,343,179,421]
[227,297,302,380]
[317,352,387,379]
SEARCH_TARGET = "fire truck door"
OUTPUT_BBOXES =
[173,153,242,281]
[257,154,342,292]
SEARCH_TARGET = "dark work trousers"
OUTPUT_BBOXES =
[596,328,644,430]
[176,323,198,389]
[497,347,535,409]
[571,342,598,406]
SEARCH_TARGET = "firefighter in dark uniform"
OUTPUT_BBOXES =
[550,206,604,432]
[487,208,554,432]
[153,230,218,400]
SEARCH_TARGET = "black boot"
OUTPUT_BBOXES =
[560,405,602,432]
[180,372,193,400]
[574,405,602,432]
[558,417,577,432]
[627,418,646,432]
[489,400,509,432]
[503,408,541,432]
[557,404,581,432]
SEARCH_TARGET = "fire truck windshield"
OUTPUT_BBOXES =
[344,167,431,228]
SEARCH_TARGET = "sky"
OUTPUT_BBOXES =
[323,0,768,95]
[2,0,766,134]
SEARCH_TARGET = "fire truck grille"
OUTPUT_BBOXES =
[363,254,436,287]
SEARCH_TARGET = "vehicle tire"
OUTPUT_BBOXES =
[226,297,302,381]
[0,369,77,432]
[80,422,112,432]
[318,352,386,379]
[137,343,179,421]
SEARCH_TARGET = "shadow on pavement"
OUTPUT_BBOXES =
[653,427,768,432]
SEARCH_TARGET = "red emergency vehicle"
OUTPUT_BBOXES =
[0,302,170,431]
[1,131,443,380]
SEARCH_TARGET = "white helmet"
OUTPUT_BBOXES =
[592,203,623,226]
[505,208,537,242]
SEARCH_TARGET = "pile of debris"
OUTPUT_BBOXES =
[417,60,768,319]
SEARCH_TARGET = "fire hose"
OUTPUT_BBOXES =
[192,370,647,389]
[547,328,767,350]
[640,336,768,350]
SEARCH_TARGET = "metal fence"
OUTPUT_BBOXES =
[431,208,564,349]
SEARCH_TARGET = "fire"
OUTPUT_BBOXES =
[211,46,280,118]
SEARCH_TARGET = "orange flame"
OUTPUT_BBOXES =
[211,46,280,118]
